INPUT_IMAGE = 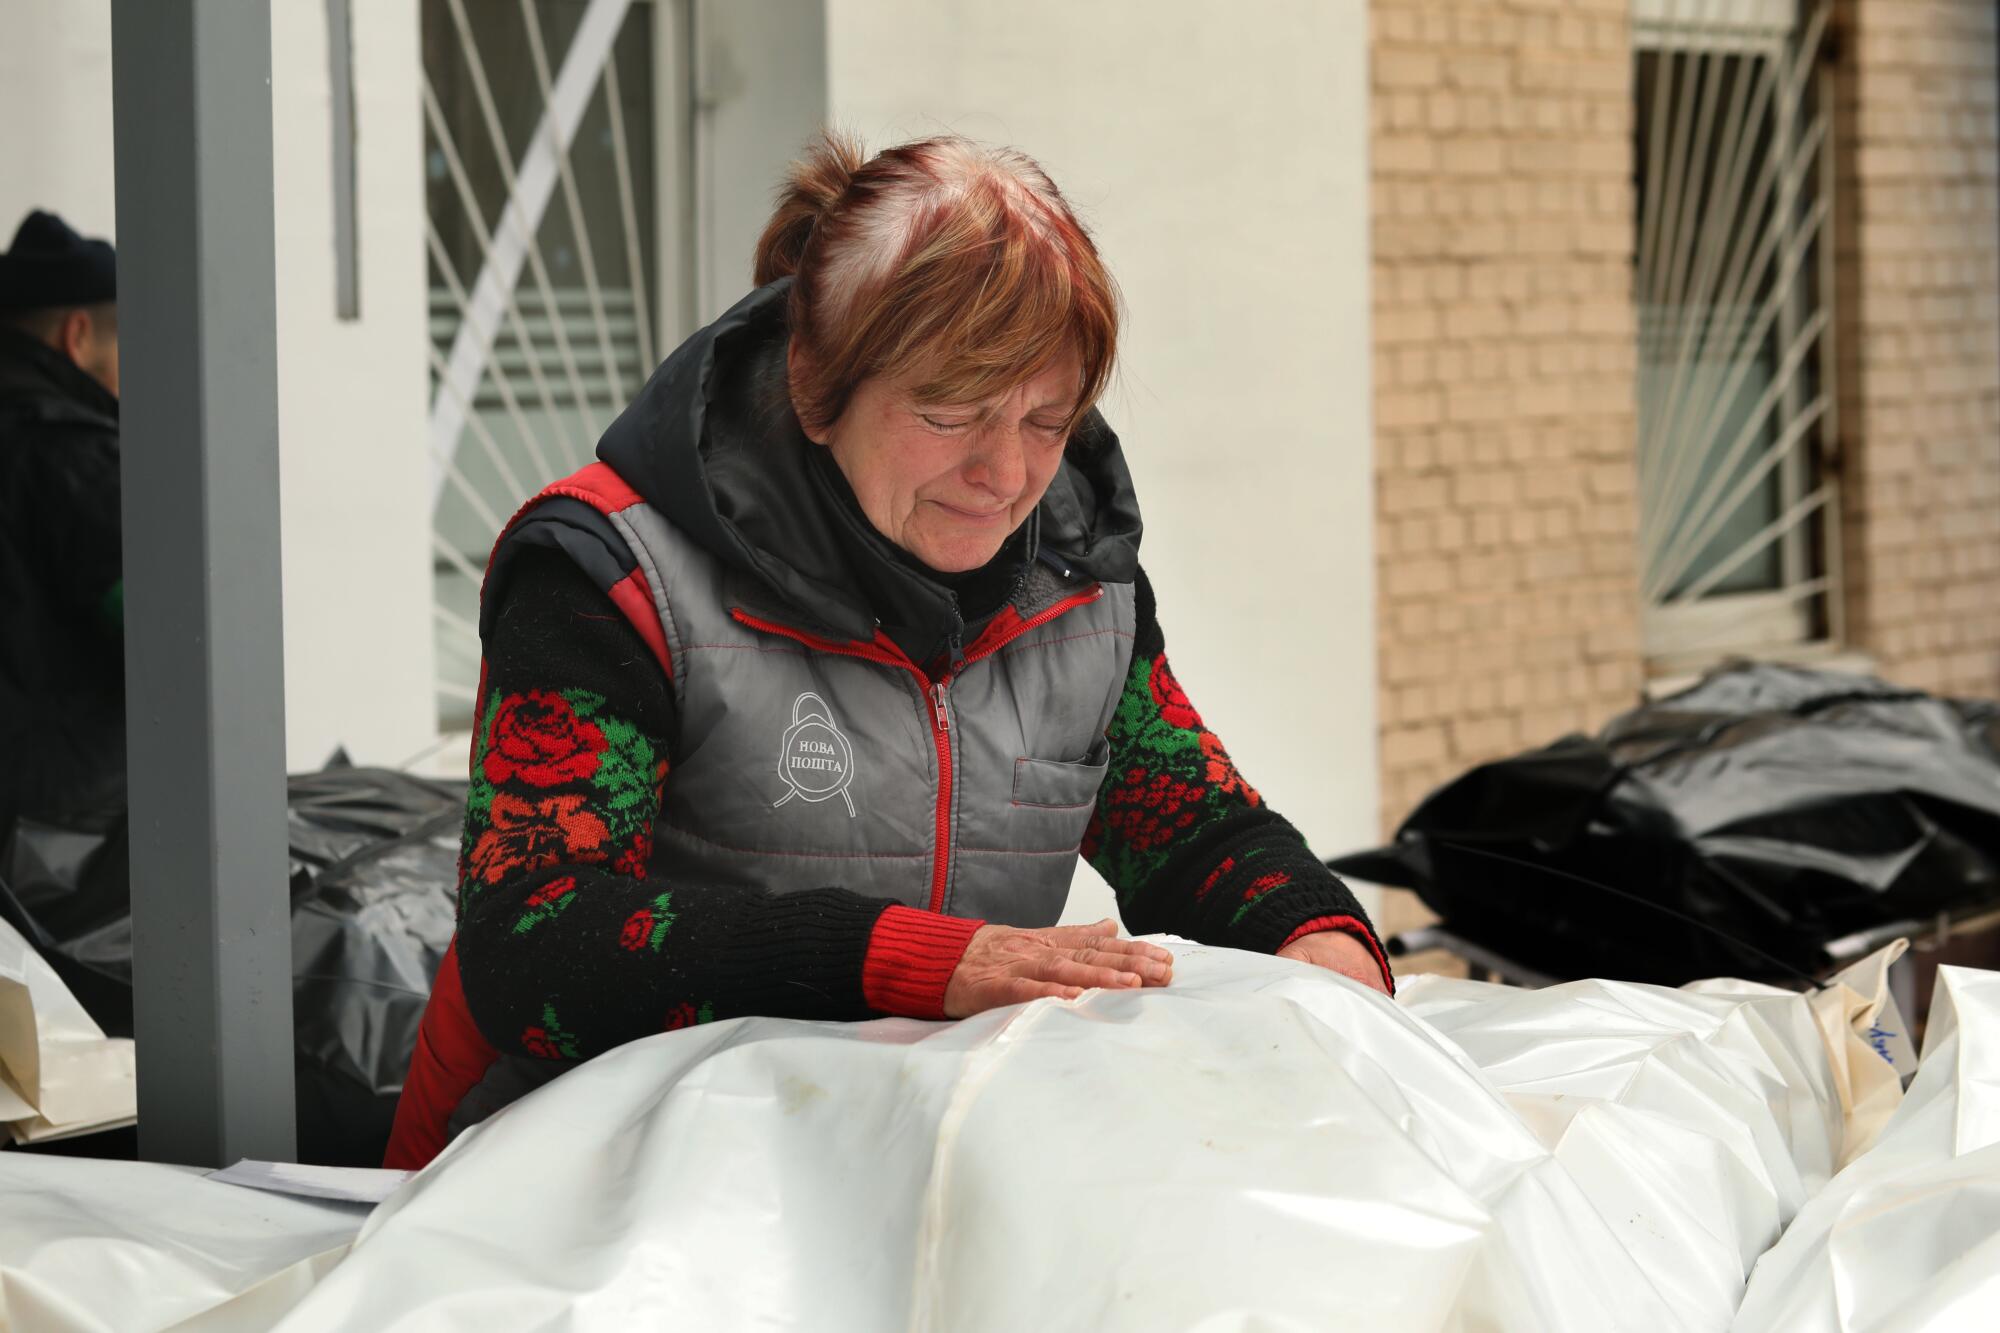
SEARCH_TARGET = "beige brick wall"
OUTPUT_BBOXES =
[1836,0,2000,697]
[1366,0,2000,958]
[1371,0,1646,884]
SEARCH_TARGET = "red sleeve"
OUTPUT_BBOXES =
[862,906,986,1018]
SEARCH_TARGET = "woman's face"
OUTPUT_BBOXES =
[805,352,1081,573]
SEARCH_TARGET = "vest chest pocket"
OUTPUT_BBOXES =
[1010,738,1111,811]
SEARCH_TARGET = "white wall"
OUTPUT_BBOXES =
[270,0,436,770]
[690,0,829,324]
[825,0,1380,922]
[0,1,118,241]
[5,0,437,772]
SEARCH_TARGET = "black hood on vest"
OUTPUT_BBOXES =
[595,279,1142,650]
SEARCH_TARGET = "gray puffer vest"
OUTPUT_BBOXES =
[512,461,1136,925]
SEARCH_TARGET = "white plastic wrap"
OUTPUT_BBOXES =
[1391,942,1918,1329]
[1399,973,1843,1328]
[269,943,1839,1333]
[1732,965,2000,1332]
[0,942,1966,1332]
[0,1155,367,1332]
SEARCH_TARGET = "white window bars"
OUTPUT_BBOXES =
[1634,0,1841,674]
[422,0,662,724]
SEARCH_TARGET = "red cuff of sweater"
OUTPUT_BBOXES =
[862,906,986,1019]
[1279,915,1396,995]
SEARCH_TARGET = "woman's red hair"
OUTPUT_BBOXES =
[753,131,1119,436]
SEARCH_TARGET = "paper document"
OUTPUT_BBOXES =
[206,1158,413,1207]
[0,917,137,1144]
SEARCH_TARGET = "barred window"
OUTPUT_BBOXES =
[1632,0,1841,675]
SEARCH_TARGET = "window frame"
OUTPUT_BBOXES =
[1632,2,1845,678]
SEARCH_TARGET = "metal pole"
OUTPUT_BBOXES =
[110,0,297,1165]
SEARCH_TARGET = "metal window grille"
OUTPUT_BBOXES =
[1633,0,1841,674]
[422,0,669,726]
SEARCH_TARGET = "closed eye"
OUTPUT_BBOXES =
[919,413,973,433]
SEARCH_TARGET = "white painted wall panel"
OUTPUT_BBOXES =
[270,0,436,770]
[0,1,118,241]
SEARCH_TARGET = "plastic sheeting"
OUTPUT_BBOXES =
[265,943,1883,1333]
[1396,944,1916,1333]
[0,1156,368,1332]
[0,767,462,1163]
[1332,662,2000,984]
[284,769,461,1164]
[0,943,1970,1332]
[1733,965,2000,1332]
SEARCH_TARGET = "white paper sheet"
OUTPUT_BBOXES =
[207,1159,413,1207]
[0,916,136,1143]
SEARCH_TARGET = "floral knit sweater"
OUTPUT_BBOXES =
[452,546,1390,1063]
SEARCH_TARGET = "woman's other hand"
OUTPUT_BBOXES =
[1276,930,1393,995]
[942,919,1174,1018]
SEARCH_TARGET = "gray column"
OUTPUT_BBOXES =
[111,0,297,1165]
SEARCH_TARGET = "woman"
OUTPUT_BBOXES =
[386,134,1391,1170]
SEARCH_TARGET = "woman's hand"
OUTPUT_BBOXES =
[1277,930,1393,995]
[943,918,1174,1019]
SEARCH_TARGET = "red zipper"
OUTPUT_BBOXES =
[925,680,954,913]
[733,584,1106,913]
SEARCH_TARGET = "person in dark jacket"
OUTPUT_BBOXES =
[388,135,1392,1168]
[0,210,125,845]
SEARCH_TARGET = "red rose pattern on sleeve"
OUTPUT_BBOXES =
[520,1004,582,1061]
[618,892,676,953]
[459,687,662,894]
[1083,571,1389,979]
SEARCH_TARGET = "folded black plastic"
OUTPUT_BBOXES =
[0,766,463,1164]
[1331,662,2000,985]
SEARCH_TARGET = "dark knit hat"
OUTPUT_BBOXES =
[0,210,117,313]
